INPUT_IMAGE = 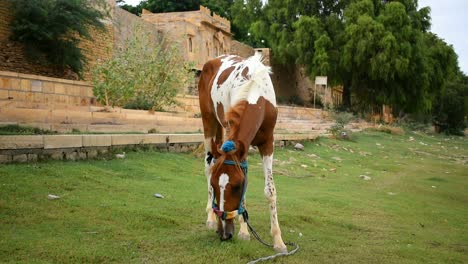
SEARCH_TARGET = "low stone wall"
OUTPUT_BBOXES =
[0,70,96,107]
[0,133,319,164]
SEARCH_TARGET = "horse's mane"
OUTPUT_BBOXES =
[211,101,247,176]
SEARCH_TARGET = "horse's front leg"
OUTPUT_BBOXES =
[204,137,217,229]
[259,143,287,253]
[237,200,250,240]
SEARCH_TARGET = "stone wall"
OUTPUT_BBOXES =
[0,1,114,81]
[231,40,255,58]
[0,70,96,108]
[0,133,320,164]
[113,6,161,50]
[141,6,232,70]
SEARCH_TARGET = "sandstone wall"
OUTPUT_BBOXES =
[0,1,114,81]
[113,7,161,50]
[231,40,255,58]
[0,71,96,108]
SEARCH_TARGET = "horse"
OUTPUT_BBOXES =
[198,53,287,253]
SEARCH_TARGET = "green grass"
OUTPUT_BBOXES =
[0,124,58,135]
[0,131,467,263]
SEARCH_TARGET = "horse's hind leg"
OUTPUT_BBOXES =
[258,140,287,253]
[204,136,217,229]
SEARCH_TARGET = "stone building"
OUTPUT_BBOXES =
[0,0,342,108]
[141,6,233,71]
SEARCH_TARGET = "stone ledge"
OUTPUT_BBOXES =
[0,133,320,150]
[0,135,44,149]
[43,135,83,149]
[0,71,92,87]
[0,132,323,164]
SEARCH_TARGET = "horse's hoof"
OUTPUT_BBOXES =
[274,245,288,253]
[206,221,217,230]
[237,232,250,241]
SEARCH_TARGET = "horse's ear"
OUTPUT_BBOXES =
[210,139,222,158]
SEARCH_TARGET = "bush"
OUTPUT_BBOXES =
[92,25,194,111]
[433,80,467,135]
[327,111,355,139]
[8,0,106,77]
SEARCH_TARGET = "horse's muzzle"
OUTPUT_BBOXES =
[218,219,235,241]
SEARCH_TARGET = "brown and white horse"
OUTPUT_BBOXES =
[198,53,287,253]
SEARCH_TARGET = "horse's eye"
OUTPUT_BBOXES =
[231,184,242,193]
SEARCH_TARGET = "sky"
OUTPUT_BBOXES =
[122,0,467,74]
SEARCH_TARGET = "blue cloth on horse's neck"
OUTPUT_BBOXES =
[221,140,236,153]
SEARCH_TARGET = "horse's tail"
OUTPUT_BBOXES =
[232,52,275,105]
[247,52,272,82]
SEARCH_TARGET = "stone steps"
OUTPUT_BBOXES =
[0,98,334,134]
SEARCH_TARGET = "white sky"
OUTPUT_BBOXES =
[121,0,467,74]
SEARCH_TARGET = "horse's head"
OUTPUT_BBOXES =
[210,140,247,241]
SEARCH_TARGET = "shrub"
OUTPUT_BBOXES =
[433,80,467,135]
[8,0,107,77]
[92,25,194,111]
[327,111,356,139]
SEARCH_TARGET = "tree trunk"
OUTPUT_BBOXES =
[342,79,351,110]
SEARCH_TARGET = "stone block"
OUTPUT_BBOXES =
[97,148,109,155]
[32,92,45,103]
[92,111,124,124]
[142,134,168,144]
[0,154,12,163]
[0,77,11,89]
[43,135,83,149]
[82,135,112,147]
[0,89,8,99]
[86,149,98,159]
[66,84,81,96]
[27,154,38,162]
[87,124,134,133]
[50,152,64,160]
[65,151,78,161]
[0,135,44,149]
[43,82,54,93]
[0,71,19,77]
[111,135,146,146]
[49,109,93,124]
[30,80,42,92]
[167,133,204,143]
[0,108,49,123]
[78,151,87,160]
[54,83,66,94]
[8,90,27,101]
[13,154,28,163]
[20,79,30,91]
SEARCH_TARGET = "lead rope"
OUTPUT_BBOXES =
[243,212,300,264]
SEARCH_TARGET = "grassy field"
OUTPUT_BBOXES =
[0,130,467,263]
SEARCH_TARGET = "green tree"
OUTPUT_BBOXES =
[230,0,264,46]
[433,73,468,135]
[342,0,457,113]
[92,26,194,111]
[8,0,106,78]
[119,0,233,18]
